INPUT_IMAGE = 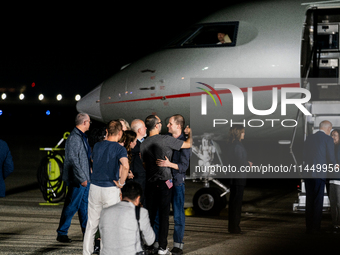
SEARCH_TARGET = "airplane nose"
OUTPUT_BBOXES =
[76,83,103,122]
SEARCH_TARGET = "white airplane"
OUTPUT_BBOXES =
[77,0,340,214]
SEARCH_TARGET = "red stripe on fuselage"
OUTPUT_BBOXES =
[103,83,300,105]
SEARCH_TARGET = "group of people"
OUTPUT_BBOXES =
[303,120,340,234]
[4,113,340,254]
[54,113,254,254]
[228,120,340,235]
[4,113,340,253]
[55,113,192,255]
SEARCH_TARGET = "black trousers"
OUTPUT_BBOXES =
[145,180,172,249]
[305,179,325,232]
[228,184,245,233]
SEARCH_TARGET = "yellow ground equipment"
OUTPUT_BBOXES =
[37,132,69,204]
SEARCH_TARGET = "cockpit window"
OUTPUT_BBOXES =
[166,22,239,48]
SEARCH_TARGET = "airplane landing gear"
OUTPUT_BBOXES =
[190,177,229,216]
[193,187,227,215]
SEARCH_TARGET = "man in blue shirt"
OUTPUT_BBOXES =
[83,120,129,255]
[156,114,191,255]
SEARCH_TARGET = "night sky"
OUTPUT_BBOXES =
[1,4,232,95]
[0,2,242,135]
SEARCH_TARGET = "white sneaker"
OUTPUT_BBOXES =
[158,248,172,255]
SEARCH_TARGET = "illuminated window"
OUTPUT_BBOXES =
[167,22,239,48]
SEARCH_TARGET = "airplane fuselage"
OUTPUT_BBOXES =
[77,0,340,142]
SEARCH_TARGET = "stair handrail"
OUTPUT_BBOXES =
[289,39,317,165]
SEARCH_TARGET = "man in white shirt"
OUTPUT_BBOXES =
[99,181,155,255]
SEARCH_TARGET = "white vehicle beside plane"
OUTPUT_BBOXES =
[77,0,340,214]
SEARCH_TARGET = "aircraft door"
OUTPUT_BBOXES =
[301,7,340,101]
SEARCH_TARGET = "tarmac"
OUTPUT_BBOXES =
[1,133,338,254]
[1,174,339,255]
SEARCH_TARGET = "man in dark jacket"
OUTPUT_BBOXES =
[0,139,14,197]
[303,120,338,234]
[56,113,92,243]
[156,114,190,255]
[130,119,147,205]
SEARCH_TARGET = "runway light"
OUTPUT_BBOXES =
[75,94,81,101]
[19,93,25,100]
[56,94,62,101]
[46,110,50,115]
[1,93,6,100]
[31,82,35,88]
[38,94,44,100]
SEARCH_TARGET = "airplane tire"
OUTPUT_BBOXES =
[193,187,227,216]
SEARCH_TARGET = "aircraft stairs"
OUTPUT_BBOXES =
[293,5,340,210]
[293,101,340,211]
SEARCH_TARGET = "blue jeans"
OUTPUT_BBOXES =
[172,184,185,245]
[154,183,185,247]
[57,183,90,236]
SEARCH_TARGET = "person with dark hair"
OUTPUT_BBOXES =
[122,130,137,180]
[144,115,155,129]
[123,130,138,165]
[0,139,14,197]
[56,113,92,243]
[227,124,252,234]
[140,115,192,255]
[217,32,231,44]
[118,130,126,146]
[99,181,155,255]
[83,120,129,255]
[329,129,340,233]
[88,126,106,149]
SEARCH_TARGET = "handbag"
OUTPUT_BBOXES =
[135,206,146,255]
